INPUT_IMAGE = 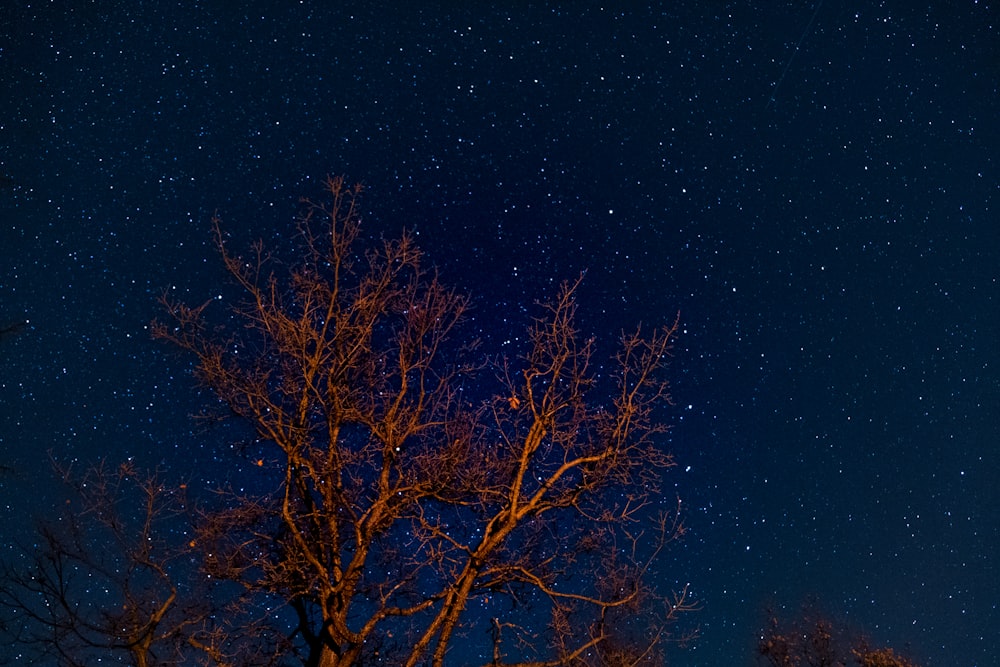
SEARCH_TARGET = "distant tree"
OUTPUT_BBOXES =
[153,176,694,666]
[758,610,921,667]
[0,461,198,666]
[851,647,920,667]
[0,460,286,666]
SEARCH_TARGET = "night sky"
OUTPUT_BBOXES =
[1,2,998,665]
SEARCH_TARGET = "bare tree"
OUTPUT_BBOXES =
[0,461,197,666]
[153,176,693,666]
[0,459,289,667]
[851,647,920,667]
[758,611,922,667]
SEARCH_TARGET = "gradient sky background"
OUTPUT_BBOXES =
[1,2,998,665]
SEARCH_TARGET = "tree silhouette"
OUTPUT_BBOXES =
[1,461,201,666]
[0,459,289,666]
[758,610,922,667]
[152,176,693,666]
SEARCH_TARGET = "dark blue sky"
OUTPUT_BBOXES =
[1,2,997,665]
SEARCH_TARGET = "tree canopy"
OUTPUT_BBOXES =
[155,176,692,666]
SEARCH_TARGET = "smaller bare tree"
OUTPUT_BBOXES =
[0,461,195,666]
[0,460,287,666]
[758,610,922,667]
[851,647,920,667]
